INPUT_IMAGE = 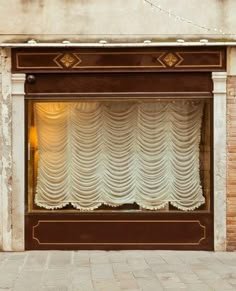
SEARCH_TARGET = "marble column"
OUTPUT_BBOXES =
[212,72,227,251]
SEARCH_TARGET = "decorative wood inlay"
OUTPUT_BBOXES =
[13,48,226,72]
[162,53,178,67]
[175,51,223,68]
[54,53,82,68]
[60,54,76,68]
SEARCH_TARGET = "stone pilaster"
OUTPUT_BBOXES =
[11,73,26,251]
[0,48,13,251]
[0,48,25,251]
[212,72,227,251]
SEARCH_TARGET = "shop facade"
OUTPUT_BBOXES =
[0,0,236,251]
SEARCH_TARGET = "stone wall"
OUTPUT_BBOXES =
[226,47,236,251]
[227,76,236,251]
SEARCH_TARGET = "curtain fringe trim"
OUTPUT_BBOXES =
[35,198,206,211]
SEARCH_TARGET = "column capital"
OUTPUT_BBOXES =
[11,73,26,96]
[212,72,227,79]
[212,72,227,94]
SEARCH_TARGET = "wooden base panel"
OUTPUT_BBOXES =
[25,212,213,250]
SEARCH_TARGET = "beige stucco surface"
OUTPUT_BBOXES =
[228,47,236,75]
[0,0,235,43]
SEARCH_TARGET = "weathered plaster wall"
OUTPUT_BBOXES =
[0,0,235,43]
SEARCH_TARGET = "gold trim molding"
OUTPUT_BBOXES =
[15,50,224,71]
[32,220,206,246]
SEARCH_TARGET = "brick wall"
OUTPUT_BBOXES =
[227,76,236,251]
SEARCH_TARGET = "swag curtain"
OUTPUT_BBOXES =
[34,101,205,211]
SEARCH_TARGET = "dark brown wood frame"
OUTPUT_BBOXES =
[11,47,225,250]
[13,47,226,73]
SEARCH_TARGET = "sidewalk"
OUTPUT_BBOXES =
[0,250,236,291]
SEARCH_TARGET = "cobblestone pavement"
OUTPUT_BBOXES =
[0,251,236,291]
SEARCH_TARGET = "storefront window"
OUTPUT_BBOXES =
[27,99,211,212]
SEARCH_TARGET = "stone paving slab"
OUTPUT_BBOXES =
[0,251,236,290]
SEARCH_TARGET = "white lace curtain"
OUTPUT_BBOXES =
[34,101,205,211]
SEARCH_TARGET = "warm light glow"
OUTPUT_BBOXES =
[29,126,38,149]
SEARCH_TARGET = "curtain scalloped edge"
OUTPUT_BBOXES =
[136,201,169,210]
[35,198,70,210]
[35,199,173,211]
[71,202,103,211]
[170,198,206,211]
